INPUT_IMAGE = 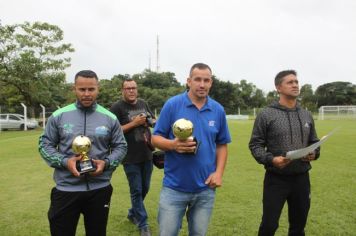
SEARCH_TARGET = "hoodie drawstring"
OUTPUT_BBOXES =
[286,112,293,144]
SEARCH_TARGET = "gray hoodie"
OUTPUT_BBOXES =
[39,101,127,191]
[249,101,320,175]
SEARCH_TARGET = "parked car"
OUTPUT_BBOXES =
[0,113,39,130]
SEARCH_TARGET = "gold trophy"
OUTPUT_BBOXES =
[72,135,96,174]
[172,118,200,154]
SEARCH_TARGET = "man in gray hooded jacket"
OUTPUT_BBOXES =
[39,70,127,236]
[249,70,320,236]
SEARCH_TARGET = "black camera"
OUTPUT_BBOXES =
[146,113,155,128]
[139,112,155,128]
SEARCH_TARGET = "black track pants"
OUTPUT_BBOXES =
[48,185,113,236]
[258,172,310,236]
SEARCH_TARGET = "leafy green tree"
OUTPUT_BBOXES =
[250,88,266,108]
[0,80,23,112]
[139,87,166,114]
[138,70,181,89]
[236,80,266,109]
[266,90,279,104]
[97,77,125,109]
[300,84,317,111]
[60,82,76,107]
[236,80,253,109]
[137,71,184,112]
[315,82,356,107]
[97,71,185,112]
[210,76,239,114]
[0,21,74,116]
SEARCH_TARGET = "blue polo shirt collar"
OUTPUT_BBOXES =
[183,91,212,111]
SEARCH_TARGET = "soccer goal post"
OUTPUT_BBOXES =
[318,105,356,120]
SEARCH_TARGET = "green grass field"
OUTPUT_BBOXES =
[0,120,355,235]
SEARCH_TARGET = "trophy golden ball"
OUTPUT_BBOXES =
[173,118,194,140]
[72,135,91,154]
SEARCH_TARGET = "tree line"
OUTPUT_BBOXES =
[1,21,355,116]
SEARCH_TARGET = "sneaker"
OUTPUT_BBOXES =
[127,214,138,225]
[140,227,151,236]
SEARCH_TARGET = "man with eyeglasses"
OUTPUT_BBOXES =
[110,78,156,236]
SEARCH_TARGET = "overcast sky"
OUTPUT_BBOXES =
[1,0,356,93]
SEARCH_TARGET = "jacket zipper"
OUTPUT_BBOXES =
[84,109,90,191]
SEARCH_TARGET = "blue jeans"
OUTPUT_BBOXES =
[158,186,216,236]
[123,160,153,229]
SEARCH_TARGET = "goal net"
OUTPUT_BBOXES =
[318,105,356,120]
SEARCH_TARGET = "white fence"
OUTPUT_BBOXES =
[0,104,56,131]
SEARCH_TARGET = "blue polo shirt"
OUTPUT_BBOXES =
[153,92,231,192]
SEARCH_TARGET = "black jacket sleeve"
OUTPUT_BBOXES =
[249,113,274,166]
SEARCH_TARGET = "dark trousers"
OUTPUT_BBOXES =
[259,172,310,236]
[48,184,113,236]
[123,160,153,229]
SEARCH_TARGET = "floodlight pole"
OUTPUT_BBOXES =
[40,104,46,129]
[21,103,27,131]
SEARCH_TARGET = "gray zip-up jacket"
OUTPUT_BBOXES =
[249,101,320,175]
[39,101,127,191]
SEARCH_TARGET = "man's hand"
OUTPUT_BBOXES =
[89,159,106,176]
[272,156,291,169]
[132,113,147,127]
[205,172,223,188]
[173,138,196,153]
[67,155,82,177]
[301,152,316,162]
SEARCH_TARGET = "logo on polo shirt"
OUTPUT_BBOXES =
[208,120,215,127]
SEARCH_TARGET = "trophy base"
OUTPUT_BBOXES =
[183,137,200,155]
[76,160,96,175]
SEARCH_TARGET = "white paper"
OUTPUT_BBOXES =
[285,129,336,160]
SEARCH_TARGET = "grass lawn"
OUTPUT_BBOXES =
[0,120,355,235]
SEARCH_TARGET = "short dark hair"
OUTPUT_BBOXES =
[189,63,212,77]
[75,70,98,81]
[121,78,136,89]
[274,70,297,86]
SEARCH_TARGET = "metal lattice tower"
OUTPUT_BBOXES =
[156,35,160,72]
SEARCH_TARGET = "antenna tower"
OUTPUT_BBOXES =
[156,35,160,72]
[148,52,151,71]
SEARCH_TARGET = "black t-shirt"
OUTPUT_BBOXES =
[110,99,154,164]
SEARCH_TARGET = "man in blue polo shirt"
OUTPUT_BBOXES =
[152,63,231,235]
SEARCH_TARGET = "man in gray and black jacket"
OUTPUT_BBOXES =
[39,70,127,236]
[249,70,320,236]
